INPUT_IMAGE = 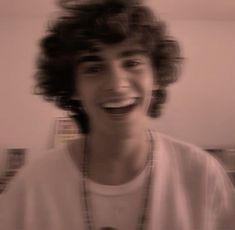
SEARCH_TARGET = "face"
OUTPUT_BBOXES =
[74,40,157,136]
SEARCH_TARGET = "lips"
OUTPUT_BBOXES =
[101,98,139,115]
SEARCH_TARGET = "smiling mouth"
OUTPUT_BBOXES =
[101,98,139,115]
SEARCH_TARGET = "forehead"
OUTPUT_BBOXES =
[77,39,149,62]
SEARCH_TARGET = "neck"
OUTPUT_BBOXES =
[86,128,149,185]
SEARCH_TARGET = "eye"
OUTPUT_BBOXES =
[81,63,104,74]
[123,59,145,69]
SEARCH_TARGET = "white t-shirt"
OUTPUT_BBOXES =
[0,132,234,230]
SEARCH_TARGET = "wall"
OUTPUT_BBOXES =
[0,17,235,156]
[152,20,235,148]
[0,17,64,154]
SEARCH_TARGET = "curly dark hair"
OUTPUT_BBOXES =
[34,0,183,134]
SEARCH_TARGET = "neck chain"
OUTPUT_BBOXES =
[80,130,155,230]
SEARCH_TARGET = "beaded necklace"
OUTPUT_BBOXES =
[80,130,154,230]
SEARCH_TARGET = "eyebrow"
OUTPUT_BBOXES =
[76,55,102,64]
[118,49,149,58]
[76,48,149,65]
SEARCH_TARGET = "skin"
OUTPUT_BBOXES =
[71,39,158,185]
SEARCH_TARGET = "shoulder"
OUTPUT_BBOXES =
[153,131,234,195]
[153,131,208,161]
[153,131,235,206]
[22,145,70,180]
[4,136,84,195]
[0,138,85,229]
[28,135,85,174]
[152,131,232,183]
[2,145,66,193]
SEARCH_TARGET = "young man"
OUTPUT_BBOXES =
[1,0,234,229]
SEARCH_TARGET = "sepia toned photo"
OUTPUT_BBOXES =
[0,0,235,229]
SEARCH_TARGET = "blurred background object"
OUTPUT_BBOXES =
[0,148,26,194]
[206,148,235,187]
[54,117,80,147]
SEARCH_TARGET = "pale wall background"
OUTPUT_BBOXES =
[152,20,235,148]
[0,1,235,158]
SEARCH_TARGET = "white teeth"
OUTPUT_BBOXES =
[102,98,136,108]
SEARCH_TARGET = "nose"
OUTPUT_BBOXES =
[103,63,129,92]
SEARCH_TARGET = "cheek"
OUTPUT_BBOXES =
[74,80,90,107]
[76,76,91,98]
